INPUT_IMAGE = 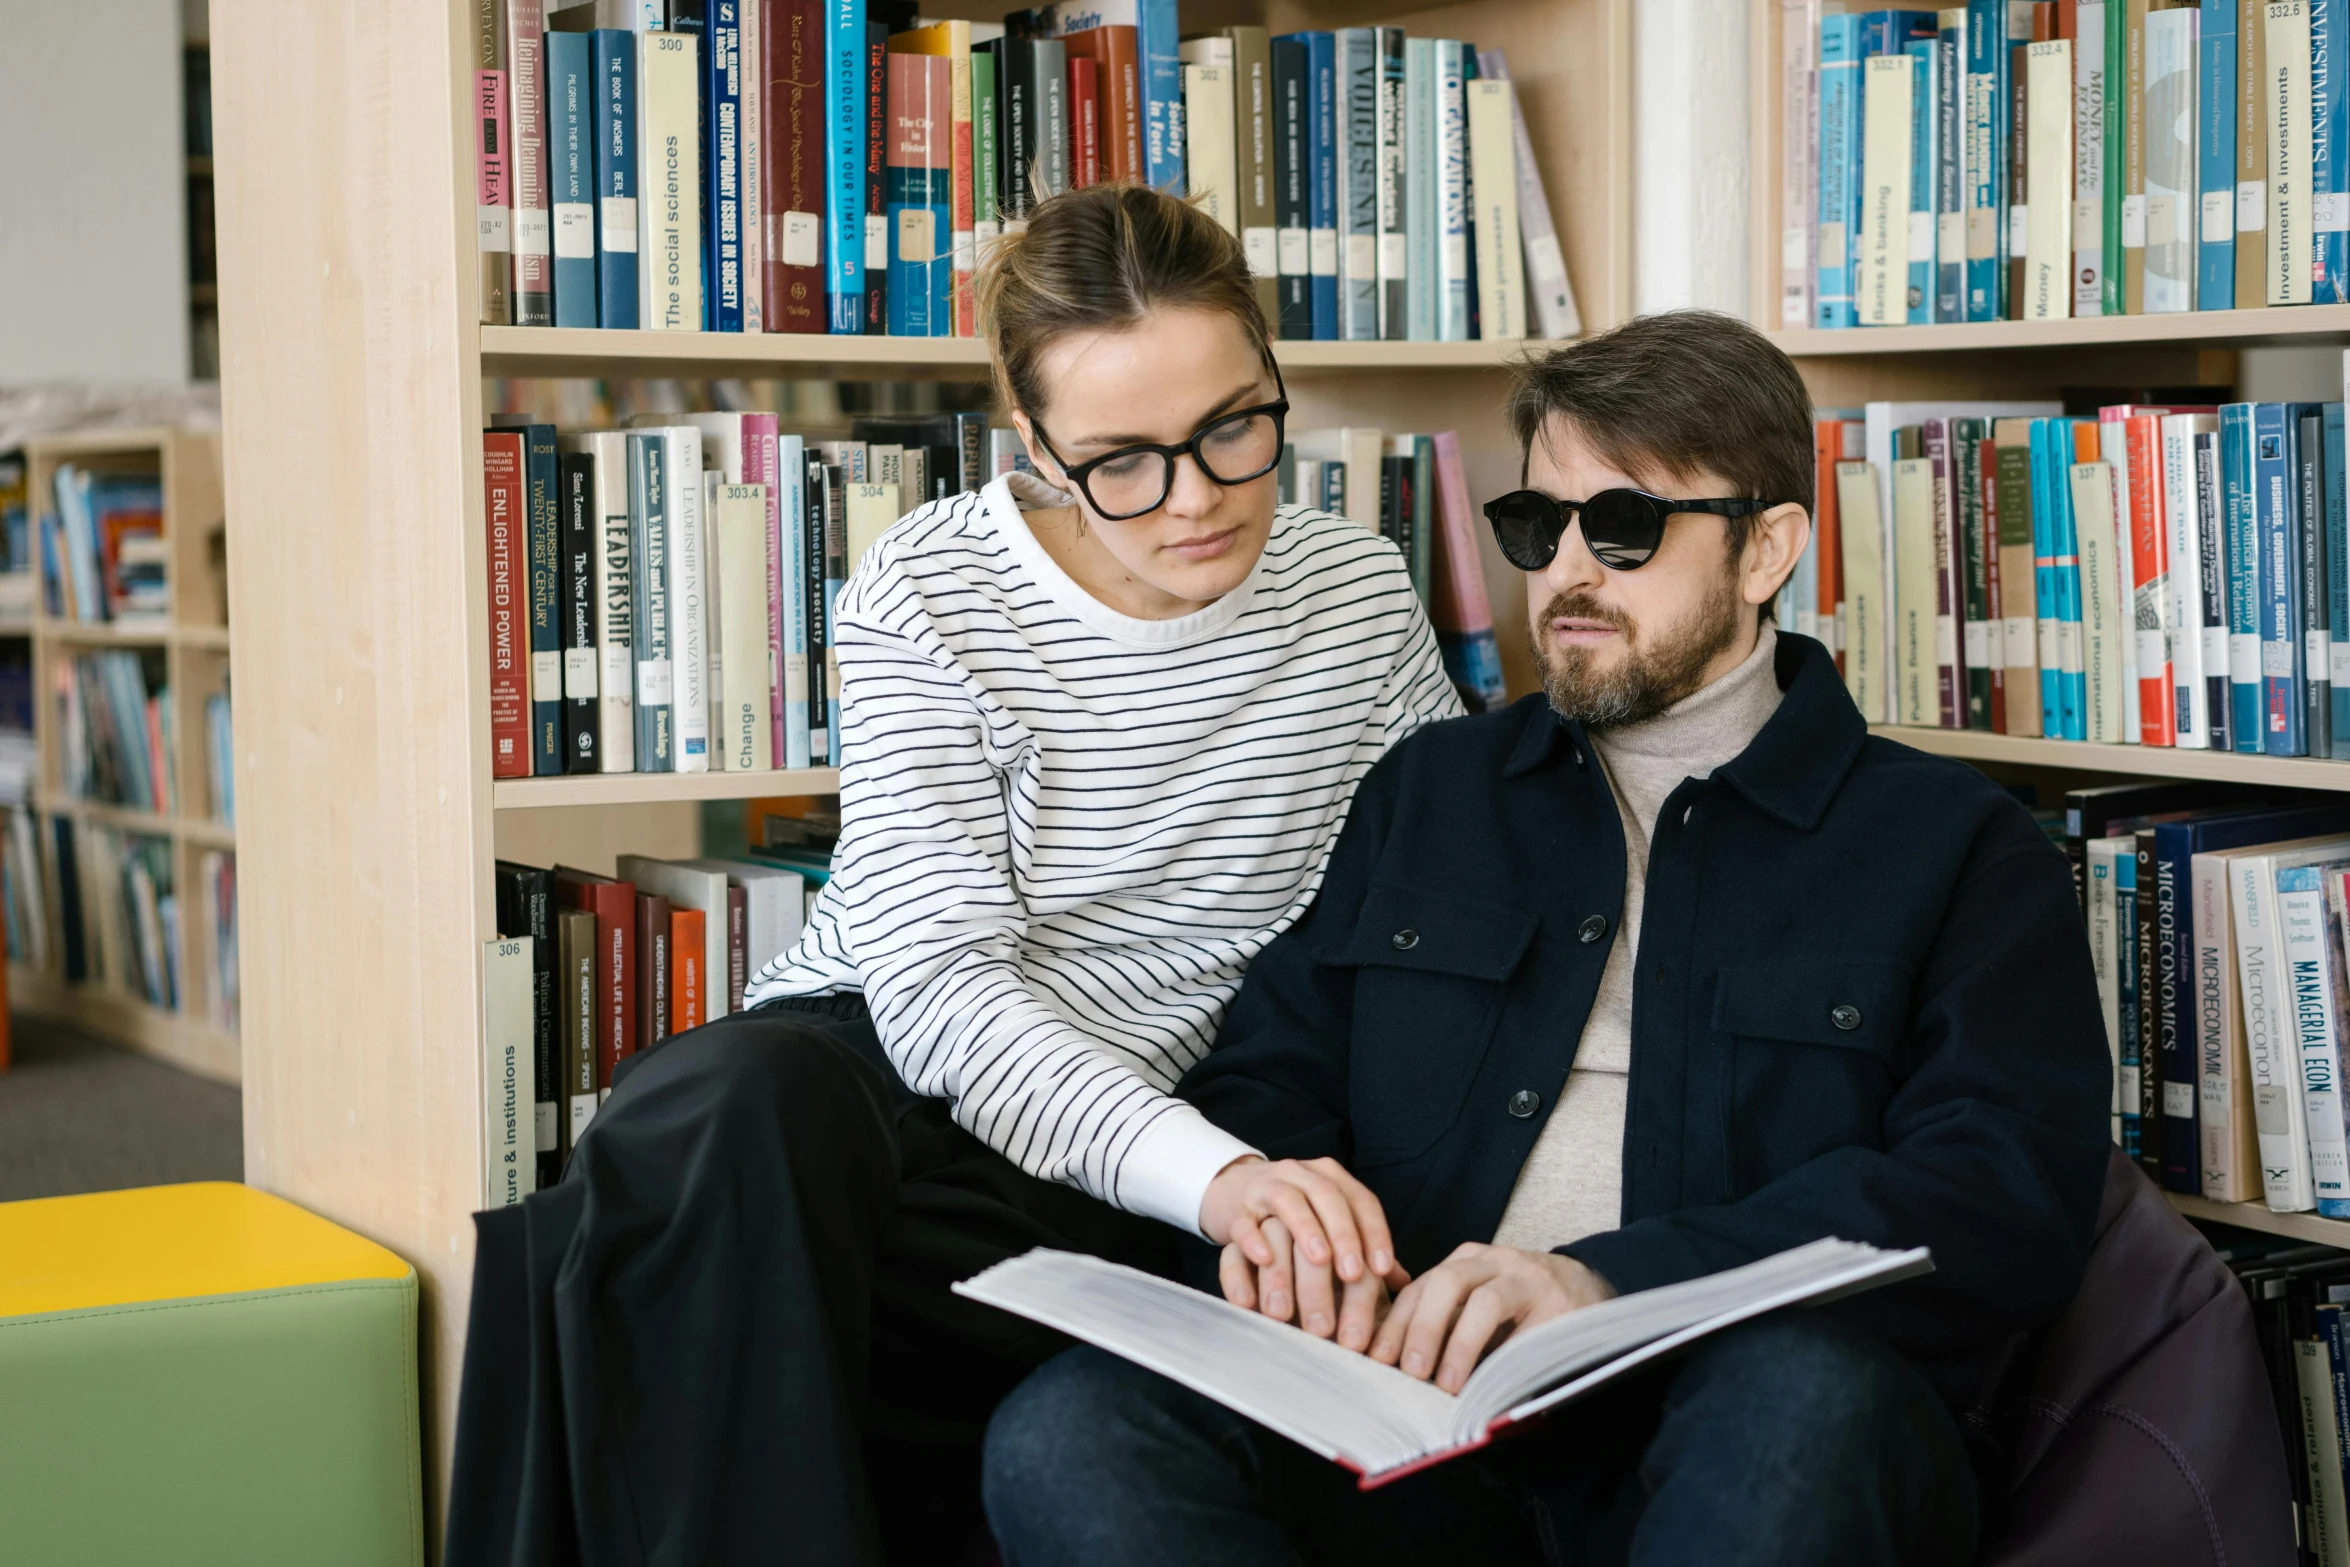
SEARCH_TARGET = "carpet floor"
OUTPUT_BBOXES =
[0,1014,242,1202]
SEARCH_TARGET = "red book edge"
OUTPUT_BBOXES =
[1427,431,1493,637]
[485,431,531,778]
[672,907,706,1032]
[556,874,634,1090]
[764,0,829,333]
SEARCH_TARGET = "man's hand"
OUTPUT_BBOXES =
[1218,1218,1400,1350]
[1368,1243,1616,1393]
[1199,1156,1409,1342]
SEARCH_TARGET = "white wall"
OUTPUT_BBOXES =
[1633,0,1753,318]
[0,0,190,384]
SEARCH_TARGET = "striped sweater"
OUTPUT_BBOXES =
[748,473,1460,1232]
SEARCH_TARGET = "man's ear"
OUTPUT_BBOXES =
[1738,502,1813,610]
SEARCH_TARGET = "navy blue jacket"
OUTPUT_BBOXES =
[1179,633,2111,1389]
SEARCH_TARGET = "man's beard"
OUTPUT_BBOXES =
[1529,572,1744,728]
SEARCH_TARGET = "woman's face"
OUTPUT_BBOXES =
[1014,306,1281,614]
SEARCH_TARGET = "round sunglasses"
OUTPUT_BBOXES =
[1482,489,1784,572]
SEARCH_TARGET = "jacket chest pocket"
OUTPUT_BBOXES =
[1338,886,1539,1167]
[1712,959,1913,1185]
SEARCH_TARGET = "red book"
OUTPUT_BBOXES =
[484,431,530,779]
[1980,434,2007,734]
[2122,414,2176,745]
[555,868,635,1090]
[1067,55,1101,188]
[672,908,706,1032]
[1060,26,1141,182]
[764,0,828,333]
[637,891,672,1050]
[865,24,888,334]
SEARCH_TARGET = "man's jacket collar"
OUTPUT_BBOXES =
[1499,632,1866,832]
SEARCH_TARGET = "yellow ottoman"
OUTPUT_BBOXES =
[0,1182,423,1567]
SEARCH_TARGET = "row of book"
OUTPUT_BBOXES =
[43,464,166,626]
[478,841,828,1202]
[42,820,182,1014]
[1781,1,2347,329]
[55,651,175,817]
[2210,1229,2350,1565]
[476,0,1572,341]
[1802,379,2350,757]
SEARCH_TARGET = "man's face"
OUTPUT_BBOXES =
[1522,418,1758,728]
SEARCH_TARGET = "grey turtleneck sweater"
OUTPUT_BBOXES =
[1491,625,1786,1252]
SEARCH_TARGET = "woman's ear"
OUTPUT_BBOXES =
[1739,501,1813,610]
[1009,409,1061,486]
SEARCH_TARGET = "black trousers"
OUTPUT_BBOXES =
[444,997,1173,1567]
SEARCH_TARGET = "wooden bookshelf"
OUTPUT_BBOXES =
[2169,1193,2350,1249]
[1770,303,2350,358]
[492,768,840,810]
[12,427,236,1085]
[1870,725,2350,790]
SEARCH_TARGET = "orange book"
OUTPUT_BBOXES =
[1061,26,1142,183]
[888,22,977,336]
[2121,413,2173,745]
[671,907,705,1032]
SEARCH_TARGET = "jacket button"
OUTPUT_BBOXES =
[1391,928,1419,951]
[1577,915,1608,944]
[1831,1003,1862,1032]
[1507,1089,1541,1118]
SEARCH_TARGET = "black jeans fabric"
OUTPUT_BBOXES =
[443,997,1170,1567]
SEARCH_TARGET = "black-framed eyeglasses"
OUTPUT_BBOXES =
[1482,488,1782,572]
[1030,370,1291,522]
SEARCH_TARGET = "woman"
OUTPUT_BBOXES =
[446,184,1460,1567]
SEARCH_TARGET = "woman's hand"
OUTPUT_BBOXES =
[1199,1155,1410,1342]
[1368,1243,1616,1393]
[1218,1217,1401,1351]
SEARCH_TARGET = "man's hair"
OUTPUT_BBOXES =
[1505,310,1815,560]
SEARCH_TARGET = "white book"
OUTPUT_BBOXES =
[2230,837,2350,1211]
[2071,459,2127,742]
[1182,58,1239,239]
[562,431,635,772]
[1466,79,1524,339]
[2073,2,2106,316]
[2022,41,2072,319]
[1434,41,1471,342]
[2266,0,2315,305]
[2298,1335,2350,1567]
[482,936,537,1209]
[1891,457,1937,726]
[1836,460,1887,722]
[639,30,705,330]
[2087,836,2128,1142]
[955,1239,1931,1486]
[2142,8,2197,313]
[617,855,734,1021]
[1784,0,1823,328]
[1335,29,1378,340]
[2161,413,2219,747]
[640,425,711,771]
[683,857,807,985]
[2280,861,2350,1215]
[1857,54,1915,327]
[2099,428,2141,741]
[2195,848,2261,1203]
[713,482,773,775]
[1292,427,1384,530]
[1473,47,1578,339]
[845,481,897,578]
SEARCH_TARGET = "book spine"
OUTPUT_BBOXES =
[475,1,514,325]
[949,30,977,336]
[2270,0,2316,304]
[887,55,953,338]
[1787,0,1823,327]
[1375,27,1406,338]
[1037,38,1069,200]
[2196,849,2248,1199]
[1404,38,1435,342]
[824,0,867,331]
[2281,868,2350,1214]
[1957,421,1993,727]
[778,435,810,768]
[1338,30,1379,339]
[1860,51,1915,327]
[1183,60,1237,240]
[2238,855,2320,1210]
[521,425,563,773]
[2074,4,2108,316]
[560,451,599,773]
[581,435,634,771]
[2196,430,2233,752]
[718,483,772,773]
[593,30,639,328]
[643,32,705,331]
[2240,0,2270,309]
[864,22,889,334]
[1468,79,1523,339]
[482,937,535,1207]
[822,461,847,757]
[2319,0,2349,301]
[1308,33,1340,339]
[2145,10,2197,313]
[2008,31,2032,321]
[2130,837,2152,1164]
[2330,396,2350,755]
[1907,38,1938,324]
[1140,0,1184,192]
[1000,39,1033,231]
[638,893,670,1048]
[804,456,831,763]
[2131,418,2178,744]
[2203,0,2240,308]
[1102,28,1144,182]
[1940,13,1969,322]
[2024,40,2073,317]
[741,0,764,331]
[972,44,999,271]
[486,433,530,779]
[1965,0,2002,321]
[629,434,673,771]
[663,431,709,772]
[1820,17,1862,327]
[2302,407,2336,756]
[559,909,596,1146]
[2224,404,2267,749]
[1072,56,1101,184]
[737,415,782,766]
[1233,28,1279,325]
[2122,1,2148,313]
[2162,417,2212,747]
[549,31,599,327]
[1923,424,1959,725]
[1273,38,1312,339]
[2156,830,2201,1192]
[705,0,744,331]
[766,0,826,333]
[509,0,552,325]
[2260,403,2308,755]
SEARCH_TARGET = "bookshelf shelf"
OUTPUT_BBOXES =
[2168,1193,2350,1248]
[1769,304,2350,358]
[491,768,841,810]
[6,966,238,1085]
[1869,725,2350,790]
[40,620,173,647]
[478,325,1532,380]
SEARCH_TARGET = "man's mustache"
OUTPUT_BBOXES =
[1536,593,1634,638]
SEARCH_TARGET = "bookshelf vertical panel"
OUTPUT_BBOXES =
[211,0,493,1497]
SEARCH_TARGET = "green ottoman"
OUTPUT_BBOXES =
[0,1182,422,1566]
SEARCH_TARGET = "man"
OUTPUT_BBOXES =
[979,311,2111,1565]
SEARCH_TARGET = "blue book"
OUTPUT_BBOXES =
[547,31,598,328]
[2031,419,2064,735]
[590,29,638,329]
[1934,13,1966,321]
[824,0,868,333]
[1336,28,1380,340]
[2319,0,2349,303]
[1905,37,1937,325]
[1140,0,1185,193]
[2200,0,2238,309]
[1405,39,1435,342]
[704,0,744,331]
[2330,404,2350,756]
[2222,403,2266,750]
[886,63,954,337]
[1964,0,2005,320]
[627,433,673,773]
[2256,402,2306,755]
[1300,33,1340,338]
[2115,846,2139,1159]
[2053,419,2087,740]
[1817,16,1863,329]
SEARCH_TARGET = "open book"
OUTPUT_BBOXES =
[956,1237,1931,1488]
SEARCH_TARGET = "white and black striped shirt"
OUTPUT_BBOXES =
[747,473,1461,1232]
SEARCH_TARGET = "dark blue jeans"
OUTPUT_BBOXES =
[982,1314,1979,1567]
